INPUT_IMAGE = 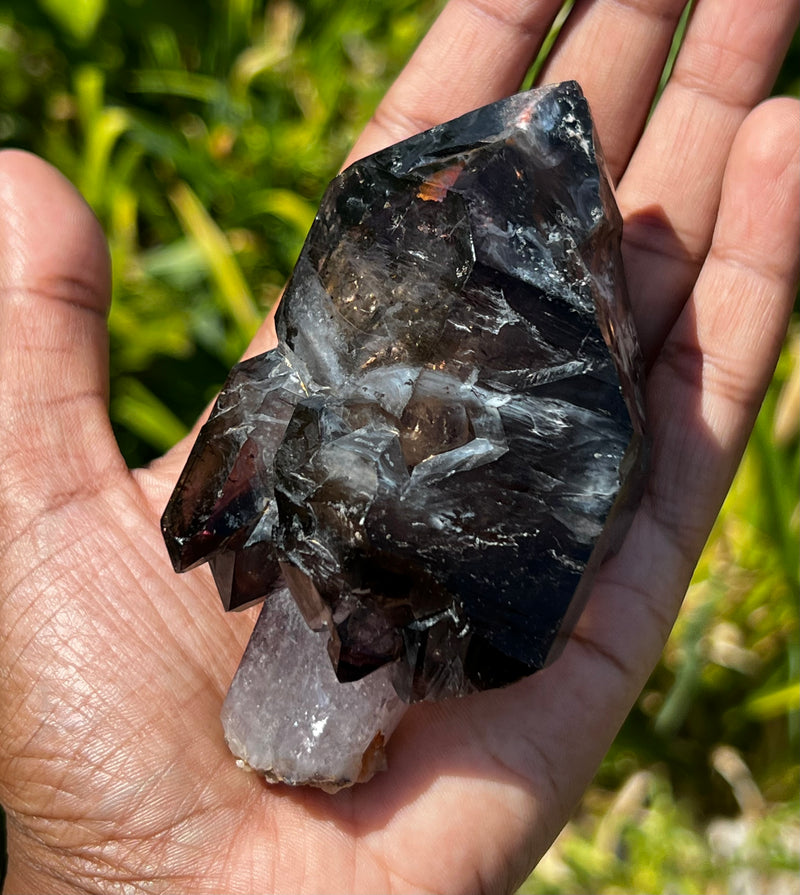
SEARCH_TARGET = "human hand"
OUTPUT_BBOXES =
[1,1,798,892]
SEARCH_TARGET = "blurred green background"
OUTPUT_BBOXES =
[0,1,797,891]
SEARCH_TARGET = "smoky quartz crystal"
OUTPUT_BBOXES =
[162,80,647,787]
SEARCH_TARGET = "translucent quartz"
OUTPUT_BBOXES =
[221,586,407,790]
[162,81,647,789]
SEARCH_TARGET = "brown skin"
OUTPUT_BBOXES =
[1,0,798,892]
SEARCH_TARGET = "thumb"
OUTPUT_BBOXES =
[0,150,125,535]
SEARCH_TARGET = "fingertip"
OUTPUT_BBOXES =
[0,150,111,307]
[716,97,800,283]
[733,96,800,182]
[0,151,122,517]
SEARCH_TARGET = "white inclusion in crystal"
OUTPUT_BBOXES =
[311,717,327,737]
[221,586,408,791]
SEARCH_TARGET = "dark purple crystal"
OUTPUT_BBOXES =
[162,81,647,701]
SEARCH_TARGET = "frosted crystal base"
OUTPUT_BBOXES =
[221,586,407,791]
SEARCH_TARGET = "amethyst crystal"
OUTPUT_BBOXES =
[163,81,646,787]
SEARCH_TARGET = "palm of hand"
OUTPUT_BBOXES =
[1,1,798,892]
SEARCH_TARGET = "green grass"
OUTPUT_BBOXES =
[1,2,798,892]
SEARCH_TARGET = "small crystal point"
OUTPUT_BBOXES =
[221,586,407,790]
[163,81,647,788]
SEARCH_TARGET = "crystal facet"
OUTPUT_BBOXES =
[162,81,647,787]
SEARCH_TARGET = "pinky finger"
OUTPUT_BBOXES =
[643,96,800,576]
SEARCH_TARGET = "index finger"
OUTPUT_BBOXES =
[346,0,566,163]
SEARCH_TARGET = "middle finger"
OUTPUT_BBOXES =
[539,0,688,180]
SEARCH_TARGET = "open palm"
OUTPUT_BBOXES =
[1,1,798,892]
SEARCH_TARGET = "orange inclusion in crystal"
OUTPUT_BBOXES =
[417,161,466,202]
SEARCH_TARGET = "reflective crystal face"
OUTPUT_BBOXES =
[163,81,647,710]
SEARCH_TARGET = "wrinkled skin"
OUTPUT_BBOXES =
[1,1,798,893]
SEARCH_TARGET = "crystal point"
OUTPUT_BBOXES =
[163,81,647,788]
[221,587,406,790]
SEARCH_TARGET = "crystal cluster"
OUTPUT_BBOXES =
[162,81,646,788]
